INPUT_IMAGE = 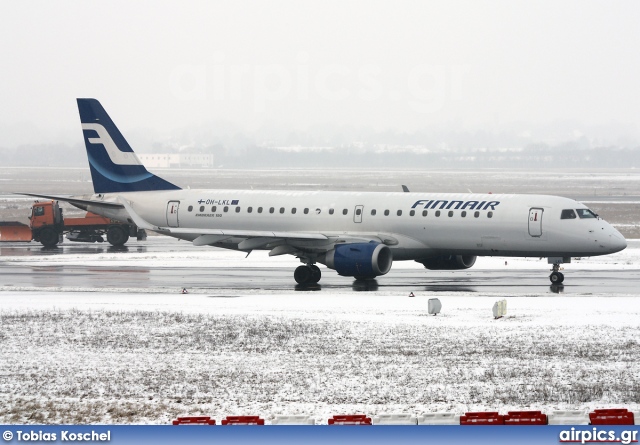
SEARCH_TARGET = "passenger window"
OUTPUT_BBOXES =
[448,211,453,217]
[211,206,216,212]
[410,210,415,216]
[269,207,274,214]
[224,206,229,212]
[235,207,241,213]
[304,208,309,214]
[356,209,362,216]
[258,207,263,213]
[384,210,390,216]
[188,206,193,212]
[329,208,334,215]
[474,211,479,218]
[435,211,441,217]
[487,211,493,218]
[248,207,253,213]
[197,206,203,212]
[397,210,402,216]
[279,207,285,214]
[371,209,377,216]
[343,209,348,215]
[561,209,577,219]
[422,210,428,217]
[461,211,467,217]
[576,209,597,219]
[292,208,296,214]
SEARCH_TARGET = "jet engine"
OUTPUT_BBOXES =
[417,255,476,270]
[323,242,393,278]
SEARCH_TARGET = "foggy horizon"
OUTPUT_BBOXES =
[2,1,640,164]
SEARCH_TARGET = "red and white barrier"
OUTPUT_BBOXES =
[328,415,372,425]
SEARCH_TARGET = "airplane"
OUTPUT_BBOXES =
[24,99,627,286]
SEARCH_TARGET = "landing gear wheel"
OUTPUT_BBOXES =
[309,265,321,284]
[39,228,59,247]
[294,265,313,284]
[550,271,564,284]
[106,226,129,246]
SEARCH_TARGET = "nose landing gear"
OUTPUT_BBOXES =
[550,269,565,284]
[548,258,567,284]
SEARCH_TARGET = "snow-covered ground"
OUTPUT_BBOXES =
[0,239,639,424]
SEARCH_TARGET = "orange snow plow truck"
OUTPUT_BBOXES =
[0,200,144,247]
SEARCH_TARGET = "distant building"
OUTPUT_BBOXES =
[137,153,214,168]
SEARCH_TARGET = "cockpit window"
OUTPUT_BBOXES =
[576,208,598,219]
[561,209,577,219]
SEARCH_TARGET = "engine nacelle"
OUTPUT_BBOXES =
[323,242,393,278]
[417,255,476,270]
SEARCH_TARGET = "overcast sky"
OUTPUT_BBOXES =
[2,0,640,148]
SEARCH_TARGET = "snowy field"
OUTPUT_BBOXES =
[1,239,639,424]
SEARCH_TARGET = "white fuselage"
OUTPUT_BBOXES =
[90,189,626,260]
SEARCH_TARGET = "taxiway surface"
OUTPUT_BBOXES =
[1,238,637,295]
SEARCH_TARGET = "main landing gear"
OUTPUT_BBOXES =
[294,264,322,285]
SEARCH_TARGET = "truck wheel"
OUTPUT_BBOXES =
[107,226,129,246]
[39,228,59,247]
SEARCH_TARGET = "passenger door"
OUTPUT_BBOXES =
[167,201,180,227]
[354,205,364,223]
[528,208,543,237]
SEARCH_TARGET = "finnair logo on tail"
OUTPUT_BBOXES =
[82,123,142,166]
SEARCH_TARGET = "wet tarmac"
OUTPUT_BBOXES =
[1,240,638,295]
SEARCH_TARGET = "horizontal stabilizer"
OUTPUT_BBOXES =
[18,193,124,210]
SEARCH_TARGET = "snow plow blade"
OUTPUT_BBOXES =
[0,222,33,242]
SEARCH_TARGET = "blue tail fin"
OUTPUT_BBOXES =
[77,98,180,194]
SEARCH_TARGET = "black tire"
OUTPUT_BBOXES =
[106,226,129,246]
[39,227,59,247]
[294,266,312,284]
[309,265,321,283]
[550,271,565,284]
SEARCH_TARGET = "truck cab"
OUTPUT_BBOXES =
[30,201,63,229]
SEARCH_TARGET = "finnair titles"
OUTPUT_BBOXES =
[411,200,500,211]
[25,99,627,286]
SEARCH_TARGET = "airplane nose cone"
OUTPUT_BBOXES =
[608,229,627,253]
